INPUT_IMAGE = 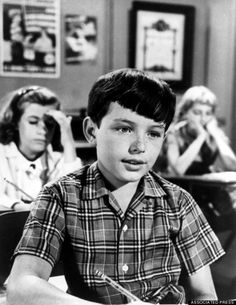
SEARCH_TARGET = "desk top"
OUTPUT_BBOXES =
[163,171,236,186]
[0,205,12,212]
[74,141,95,149]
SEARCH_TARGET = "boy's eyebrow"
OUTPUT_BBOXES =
[112,118,165,128]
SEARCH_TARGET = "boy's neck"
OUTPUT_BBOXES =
[112,181,140,213]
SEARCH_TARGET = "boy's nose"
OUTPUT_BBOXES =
[129,139,146,154]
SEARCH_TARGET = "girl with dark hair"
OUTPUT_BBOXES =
[0,86,82,211]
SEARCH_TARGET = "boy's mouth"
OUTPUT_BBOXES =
[122,159,146,165]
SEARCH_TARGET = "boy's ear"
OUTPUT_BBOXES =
[83,116,97,144]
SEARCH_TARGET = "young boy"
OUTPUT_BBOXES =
[7,69,224,305]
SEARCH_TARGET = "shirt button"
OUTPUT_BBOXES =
[122,264,129,273]
[123,225,128,232]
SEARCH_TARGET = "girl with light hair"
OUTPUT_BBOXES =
[164,86,236,175]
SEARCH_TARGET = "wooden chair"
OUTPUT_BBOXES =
[0,210,63,288]
[0,211,29,286]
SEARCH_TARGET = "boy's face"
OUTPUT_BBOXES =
[85,102,165,189]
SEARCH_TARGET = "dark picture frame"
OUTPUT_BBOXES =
[129,2,195,90]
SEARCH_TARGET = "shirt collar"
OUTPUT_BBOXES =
[81,162,167,200]
[7,141,54,172]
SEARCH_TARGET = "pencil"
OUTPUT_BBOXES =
[3,177,34,201]
[95,269,140,302]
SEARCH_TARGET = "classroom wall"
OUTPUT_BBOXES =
[207,0,236,142]
[110,0,236,139]
[0,0,236,141]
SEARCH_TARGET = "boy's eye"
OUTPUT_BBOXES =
[116,126,132,134]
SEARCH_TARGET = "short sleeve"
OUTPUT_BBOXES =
[13,185,65,267]
[175,190,225,275]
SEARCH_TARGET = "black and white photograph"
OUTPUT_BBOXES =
[0,1,236,305]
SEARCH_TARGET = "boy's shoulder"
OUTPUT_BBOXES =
[45,162,101,195]
[49,163,93,184]
[149,170,194,204]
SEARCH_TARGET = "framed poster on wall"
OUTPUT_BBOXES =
[65,14,98,64]
[129,2,195,90]
[0,0,60,78]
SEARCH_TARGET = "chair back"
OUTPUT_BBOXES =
[0,211,29,285]
[0,210,64,285]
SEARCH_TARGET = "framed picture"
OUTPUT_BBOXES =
[0,0,60,78]
[65,14,98,64]
[129,2,195,90]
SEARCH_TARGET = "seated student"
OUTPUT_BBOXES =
[0,86,82,211]
[163,85,236,175]
[7,69,224,304]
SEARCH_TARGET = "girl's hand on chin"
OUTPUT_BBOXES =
[188,119,207,138]
[205,118,218,134]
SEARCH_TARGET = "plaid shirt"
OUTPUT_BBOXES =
[14,162,224,304]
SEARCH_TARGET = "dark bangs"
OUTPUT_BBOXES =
[87,68,176,131]
[117,89,175,130]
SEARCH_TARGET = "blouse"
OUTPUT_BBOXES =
[0,141,82,210]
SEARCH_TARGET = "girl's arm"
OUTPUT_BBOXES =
[46,109,77,163]
[0,194,30,211]
[206,119,236,171]
[0,179,31,211]
[167,124,207,175]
